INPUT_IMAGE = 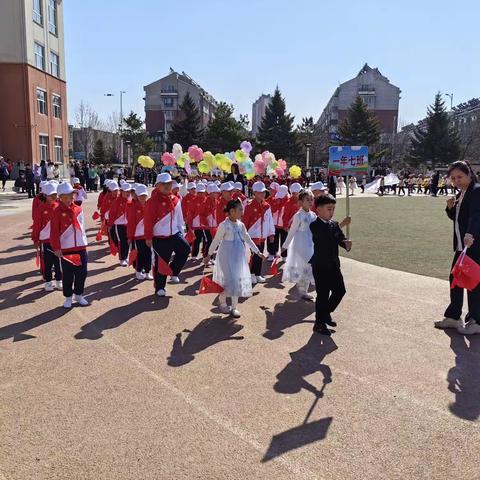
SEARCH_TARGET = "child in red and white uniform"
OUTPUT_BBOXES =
[282,182,302,232]
[72,177,87,206]
[50,182,89,309]
[216,182,234,226]
[206,183,220,231]
[189,183,211,260]
[32,182,62,291]
[267,184,289,261]
[144,173,191,297]
[108,182,132,265]
[31,180,49,221]
[172,181,181,199]
[232,181,247,205]
[181,182,197,224]
[243,181,275,284]
[127,184,152,281]
[100,180,119,222]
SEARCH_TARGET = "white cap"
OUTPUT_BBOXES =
[49,180,59,186]
[135,184,148,197]
[121,183,132,192]
[39,180,49,192]
[57,183,74,195]
[202,179,208,184]
[155,173,172,184]
[311,181,328,191]
[275,185,289,199]
[207,184,221,194]
[119,179,126,186]
[196,183,206,193]
[253,181,267,193]
[172,181,180,189]
[233,182,243,190]
[108,181,119,191]
[187,182,196,190]
[290,182,302,193]
[71,177,80,184]
[269,182,280,191]
[214,180,221,186]
[220,182,234,192]
[43,183,57,196]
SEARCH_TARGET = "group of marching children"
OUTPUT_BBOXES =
[31,173,352,334]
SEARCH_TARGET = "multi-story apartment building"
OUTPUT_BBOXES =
[143,69,217,149]
[68,125,119,162]
[0,0,68,167]
[251,94,272,136]
[317,64,401,144]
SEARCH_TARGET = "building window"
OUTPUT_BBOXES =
[164,110,174,119]
[33,0,43,24]
[37,89,47,115]
[39,135,49,162]
[50,51,59,77]
[34,42,45,70]
[52,94,62,118]
[48,0,57,35]
[164,98,174,107]
[54,138,63,163]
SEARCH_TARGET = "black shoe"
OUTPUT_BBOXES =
[325,317,337,327]
[313,324,331,336]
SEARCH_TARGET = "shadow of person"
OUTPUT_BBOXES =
[74,295,170,340]
[167,316,244,367]
[261,298,315,341]
[0,250,37,267]
[445,331,480,421]
[262,334,337,462]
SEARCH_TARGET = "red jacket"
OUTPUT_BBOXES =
[127,200,146,240]
[181,192,197,225]
[144,193,180,240]
[31,195,45,220]
[215,196,230,225]
[32,201,57,243]
[97,191,106,211]
[50,202,88,253]
[107,195,130,227]
[189,194,209,229]
[281,196,300,230]
[232,191,246,203]
[100,191,117,220]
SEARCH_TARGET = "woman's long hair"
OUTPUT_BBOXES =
[447,160,478,183]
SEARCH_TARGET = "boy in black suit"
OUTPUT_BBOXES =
[309,195,352,335]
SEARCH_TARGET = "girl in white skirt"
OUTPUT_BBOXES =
[205,199,265,318]
[281,190,317,300]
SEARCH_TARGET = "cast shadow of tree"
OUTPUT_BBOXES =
[446,331,480,421]
[167,316,244,367]
[263,334,337,462]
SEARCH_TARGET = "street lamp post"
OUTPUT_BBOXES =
[445,93,454,110]
[305,143,312,170]
[104,90,126,163]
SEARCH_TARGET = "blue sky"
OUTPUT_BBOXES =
[65,0,479,129]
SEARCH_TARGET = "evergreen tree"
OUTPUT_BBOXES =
[105,146,118,164]
[296,117,316,166]
[92,139,105,165]
[256,87,299,160]
[121,112,154,160]
[409,93,460,167]
[169,92,203,148]
[203,102,246,152]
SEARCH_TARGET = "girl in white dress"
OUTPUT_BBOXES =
[349,176,357,195]
[281,190,317,300]
[337,176,345,195]
[205,199,264,318]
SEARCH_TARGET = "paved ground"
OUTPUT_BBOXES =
[0,193,478,480]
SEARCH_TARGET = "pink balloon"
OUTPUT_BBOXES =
[254,158,266,174]
[278,159,287,170]
[161,152,176,166]
[275,167,284,177]
[188,145,204,162]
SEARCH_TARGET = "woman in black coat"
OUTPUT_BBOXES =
[225,163,245,188]
[435,161,480,334]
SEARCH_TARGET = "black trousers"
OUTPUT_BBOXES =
[110,224,129,260]
[398,187,406,196]
[250,240,265,276]
[267,228,287,257]
[42,243,62,282]
[134,239,152,273]
[152,233,191,291]
[26,184,35,198]
[61,250,88,297]
[445,251,480,323]
[312,264,346,327]
[192,229,212,258]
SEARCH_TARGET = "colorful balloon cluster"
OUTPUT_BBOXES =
[137,155,155,169]
[159,140,302,180]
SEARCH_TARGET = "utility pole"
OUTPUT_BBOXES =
[104,90,126,162]
[445,93,454,110]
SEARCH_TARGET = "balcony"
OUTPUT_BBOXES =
[160,88,178,96]
[358,88,375,95]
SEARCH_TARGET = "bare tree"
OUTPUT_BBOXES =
[74,101,104,160]
[106,111,121,134]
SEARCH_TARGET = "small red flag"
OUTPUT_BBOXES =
[63,254,82,266]
[109,240,118,256]
[92,211,100,220]
[128,249,138,266]
[35,248,40,268]
[185,228,195,244]
[157,255,173,276]
[95,229,103,241]
[199,274,224,294]
[270,257,279,276]
[451,251,480,291]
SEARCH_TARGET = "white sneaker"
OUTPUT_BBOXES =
[231,309,241,318]
[219,303,231,314]
[156,289,166,297]
[434,317,462,329]
[136,271,146,281]
[169,276,180,284]
[457,319,480,335]
[55,280,63,290]
[256,276,266,284]
[63,297,72,309]
[119,260,128,267]
[267,254,275,262]
[208,259,215,266]
[251,274,258,285]
[74,294,89,306]
[44,281,54,292]
[146,272,154,280]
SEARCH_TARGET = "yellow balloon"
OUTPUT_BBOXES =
[289,165,302,179]
[245,172,255,180]
[203,151,215,168]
